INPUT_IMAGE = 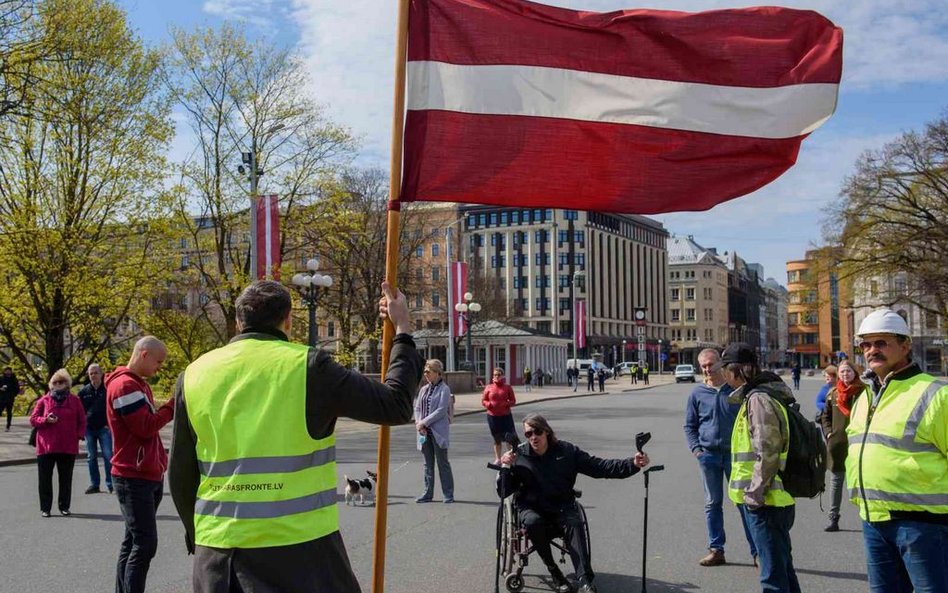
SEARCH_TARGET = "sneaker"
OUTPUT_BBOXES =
[824,519,840,532]
[59,509,70,517]
[85,485,101,494]
[443,497,455,504]
[41,511,51,518]
[699,549,726,567]
[577,584,598,593]
[414,495,433,503]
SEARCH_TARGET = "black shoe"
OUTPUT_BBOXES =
[824,519,840,532]
[577,584,598,593]
[107,486,113,494]
[85,485,100,494]
[415,495,433,503]
[547,566,572,593]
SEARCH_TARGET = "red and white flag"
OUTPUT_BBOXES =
[574,299,587,349]
[254,195,281,280]
[448,261,468,337]
[402,0,843,213]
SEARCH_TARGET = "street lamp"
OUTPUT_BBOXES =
[570,270,585,361]
[291,258,333,347]
[658,339,664,375]
[240,123,286,278]
[454,292,481,375]
[622,340,627,364]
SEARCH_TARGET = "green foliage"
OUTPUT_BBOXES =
[0,0,175,391]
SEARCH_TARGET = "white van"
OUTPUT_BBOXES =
[566,359,612,378]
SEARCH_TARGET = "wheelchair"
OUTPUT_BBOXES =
[493,489,591,593]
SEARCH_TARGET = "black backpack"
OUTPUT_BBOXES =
[763,390,826,498]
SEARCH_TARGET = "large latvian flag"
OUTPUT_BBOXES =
[401,0,843,213]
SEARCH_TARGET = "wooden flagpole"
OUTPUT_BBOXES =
[372,1,411,592]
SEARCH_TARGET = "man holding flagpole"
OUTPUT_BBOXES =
[169,280,423,593]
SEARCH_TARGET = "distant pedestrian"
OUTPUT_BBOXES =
[597,368,606,392]
[818,360,860,533]
[482,367,517,465]
[642,364,650,385]
[535,367,544,389]
[790,364,801,390]
[0,366,20,431]
[636,364,644,383]
[78,363,113,494]
[30,368,85,517]
[415,359,454,503]
[813,365,837,418]
[630,365,638,385]
[523,367,532,392]
[107,336,174,593]
[586,367,595,392]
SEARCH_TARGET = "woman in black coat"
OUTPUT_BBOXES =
[818,359,862,532]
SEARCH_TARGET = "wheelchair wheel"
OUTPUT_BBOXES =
[577,501,591,562]
[504,572,525,593]
[496,496,519,593]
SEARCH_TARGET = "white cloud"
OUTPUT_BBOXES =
[202,0,278,29]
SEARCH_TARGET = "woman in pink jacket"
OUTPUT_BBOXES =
[481,367,517,464]
[30,368,86,517]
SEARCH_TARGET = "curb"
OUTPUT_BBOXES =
[0,452,90,469]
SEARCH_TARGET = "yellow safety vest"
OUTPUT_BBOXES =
[846,372,948,522]
[729,391,794,508]
[184,338,338,548]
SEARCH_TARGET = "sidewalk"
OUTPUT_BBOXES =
[0,374,674,467]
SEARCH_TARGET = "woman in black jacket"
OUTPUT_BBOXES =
[818,359,862,532]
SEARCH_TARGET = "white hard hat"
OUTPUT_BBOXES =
[856,308,910,338]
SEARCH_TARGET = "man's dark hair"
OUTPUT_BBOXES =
[236,281,292,330]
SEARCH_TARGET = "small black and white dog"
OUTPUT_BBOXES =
[344,470,378,506]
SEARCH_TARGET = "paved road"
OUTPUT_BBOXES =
[0,376,869,593]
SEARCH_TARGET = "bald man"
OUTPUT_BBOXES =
[106,336,174,593]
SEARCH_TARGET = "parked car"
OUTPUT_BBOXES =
[674,364,697,383]
[614,361,638,377]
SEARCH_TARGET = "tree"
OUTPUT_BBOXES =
[162,23,355,350]
[0,0,175,391]
[825,114,948,322]
[290,168,430,371]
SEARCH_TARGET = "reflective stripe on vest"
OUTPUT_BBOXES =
[728,394,794,508]
[184,338,339,549]
[846,376,948,522]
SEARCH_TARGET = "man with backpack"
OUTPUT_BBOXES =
[717,343,801,593]
[847,309,948,593]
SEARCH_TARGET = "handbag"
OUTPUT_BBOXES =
[28,426,37,446]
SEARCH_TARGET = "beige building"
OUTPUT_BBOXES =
[666,235,729,366]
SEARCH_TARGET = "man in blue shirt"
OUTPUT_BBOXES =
[684,348,757,567]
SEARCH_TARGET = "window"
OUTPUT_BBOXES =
[671,288,680,301]
[432,293,440,307]
[500,212,508,225]
[535,275,550,288]
[686,288,696,300]
[559,298,570,311]
[490,255,506,268]
[536,297,549,310]
[512,210,520,224]
[415,268,423,281]
[534,230,549,243]
[431,266,440,281]
[788,312,799,325]
[415,295,423,308]
[415,245,423,257]
[925,311,939,330]
[328,321,335,337]
[431,244,440,257]
[535,253,550,265]
[804,311,818,324]
[703,287,713,299]
[671,309,681,322]
[564,210,578,220]
[489,213,498,226]
[686,308,696,321]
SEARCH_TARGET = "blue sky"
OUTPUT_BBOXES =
[119,0,948,287]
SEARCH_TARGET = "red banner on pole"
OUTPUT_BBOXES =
[254,195,280,280]
[574,298,586,350]
[448,261,468,337]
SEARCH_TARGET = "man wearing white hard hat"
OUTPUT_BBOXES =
[846,308,948,593]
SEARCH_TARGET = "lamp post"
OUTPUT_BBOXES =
[622,340,627,364]
[454,292,481,375]
[239,123,285,278]
[291,258,333,347]
[570,270,585,362]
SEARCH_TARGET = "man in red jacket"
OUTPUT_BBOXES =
[106,336,173,593]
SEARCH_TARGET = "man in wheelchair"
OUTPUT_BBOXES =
[498,413,650,593]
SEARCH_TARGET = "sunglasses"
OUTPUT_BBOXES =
[523,429,544,438]
[859,339,892,352]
